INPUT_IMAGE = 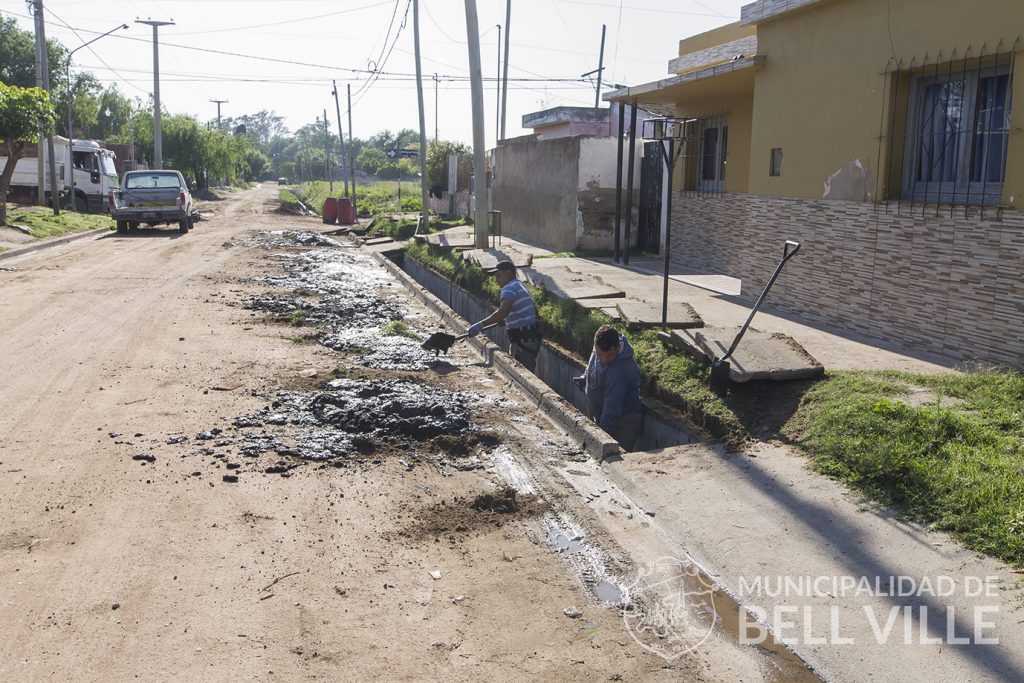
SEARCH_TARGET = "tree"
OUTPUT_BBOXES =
[0,82,57,225]
[0,16,68,91]
[222,110,287,147]
[426,139,472,197]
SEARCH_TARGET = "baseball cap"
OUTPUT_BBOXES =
[487,259,516,274]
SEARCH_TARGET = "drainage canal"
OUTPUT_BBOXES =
[392,248,823,683]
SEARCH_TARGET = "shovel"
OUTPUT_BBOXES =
[421,323,498,355]
[709,240,801,396]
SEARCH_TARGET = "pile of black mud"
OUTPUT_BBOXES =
[244,245,438,370]
[154,379,504,482]
[256,377,477,440]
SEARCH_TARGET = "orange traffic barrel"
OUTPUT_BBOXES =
[336,197,355,225]
[322,197,339,224]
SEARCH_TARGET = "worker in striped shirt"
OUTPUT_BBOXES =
[467,260,541,371]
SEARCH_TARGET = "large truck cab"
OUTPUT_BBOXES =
[64,137,119,213]
[1,135,119,213]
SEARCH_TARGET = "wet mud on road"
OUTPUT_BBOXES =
[0,197,796,682]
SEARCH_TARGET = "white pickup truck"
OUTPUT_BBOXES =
[109,170,199,234]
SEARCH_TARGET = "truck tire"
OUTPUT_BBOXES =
[178,217,191,234]
[116,220,128,233]
[73,194,88,212]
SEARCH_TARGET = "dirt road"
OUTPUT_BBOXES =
[0,186,789,681]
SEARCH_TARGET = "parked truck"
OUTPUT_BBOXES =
[0,135,119,213]
[109,169,198,234]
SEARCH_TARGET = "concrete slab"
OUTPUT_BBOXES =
[461,249,531,271]
[532,266,625,301]
[422,229,476,249]
[616,299,703,329]
[362,236,394,246]
[693,327,824,382]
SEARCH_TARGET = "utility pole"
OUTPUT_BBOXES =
[347,84,357,216]
[413,0,429,232]
[495,24,501,143]
[433,74,439,142]
[581,25,607,111]
[331,80,349,197]
[500,0,511,142]
[137,19,174,169]
[30,0,59,212]
[210,99,228,128]
[464,0,489,248]
[321,110,332,192]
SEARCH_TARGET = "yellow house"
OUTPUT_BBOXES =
[606,0,1024,368]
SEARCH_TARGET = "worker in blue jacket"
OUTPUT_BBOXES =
[575,324,644,451]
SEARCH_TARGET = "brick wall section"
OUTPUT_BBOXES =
[740,0,825,24]
[669,193,1024,367]
[668,35,758,74]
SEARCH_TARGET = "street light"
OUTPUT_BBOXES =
[136,18,175,169]
[65,23,128,211]
[642,116,690,330]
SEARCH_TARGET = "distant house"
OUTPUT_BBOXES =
[606,0,1024,368]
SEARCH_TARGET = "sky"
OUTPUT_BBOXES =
[1,0,748,148]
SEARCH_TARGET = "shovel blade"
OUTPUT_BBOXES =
[421,331,457,354]
[709,359,731,397]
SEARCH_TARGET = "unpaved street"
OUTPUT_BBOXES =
[1,186,788,681]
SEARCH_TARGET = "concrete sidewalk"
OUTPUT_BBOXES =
[446,230,959,375]
[397,227,1024,682]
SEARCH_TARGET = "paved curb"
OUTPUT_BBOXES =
[371,250,618,460]
[0,226,112,262]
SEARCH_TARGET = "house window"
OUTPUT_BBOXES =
[902,63,1012,205]
[770,148,783,176]
[697,123,727,192]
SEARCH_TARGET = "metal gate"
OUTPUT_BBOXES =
[636,141,662,253]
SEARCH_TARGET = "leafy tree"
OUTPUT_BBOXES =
[0,16,68,90]
[0,82,58,224]
[357,146,386,175]
[222,110,287,147]
[425,139,472,197]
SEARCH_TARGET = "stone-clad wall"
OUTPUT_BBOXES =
[669,194,1024,367]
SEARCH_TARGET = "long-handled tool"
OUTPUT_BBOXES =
[421,323,498,355]
[709,240,801,396]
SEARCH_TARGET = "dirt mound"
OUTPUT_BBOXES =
[397,489,547,542]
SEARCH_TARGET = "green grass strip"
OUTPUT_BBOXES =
[5,205,113,238]
[784,369,1024,566]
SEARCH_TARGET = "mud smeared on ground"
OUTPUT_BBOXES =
[234,230,342,249]
[241,239,442,370]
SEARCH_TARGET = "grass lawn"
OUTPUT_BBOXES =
[403,240,1024,567]
[4,204,113,239]
[784,369,1024,566]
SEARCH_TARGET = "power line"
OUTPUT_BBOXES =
[42,5,147,94]
[174,0,393,35]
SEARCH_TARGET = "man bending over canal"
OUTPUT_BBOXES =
[467,260,541,371]
[575,324,644,451]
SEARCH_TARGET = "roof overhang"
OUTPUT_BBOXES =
[603,55,763,114]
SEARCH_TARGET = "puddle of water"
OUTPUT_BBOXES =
[547,527,585,555]
[594,580,624,604]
